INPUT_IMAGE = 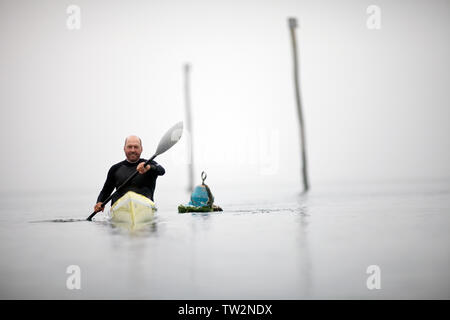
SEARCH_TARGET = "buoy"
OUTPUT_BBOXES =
[178,172,223,213]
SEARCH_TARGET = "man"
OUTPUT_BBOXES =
[94,135,165,213]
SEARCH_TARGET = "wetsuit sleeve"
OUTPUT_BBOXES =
[150,160,165,176]
[96,166,116,203]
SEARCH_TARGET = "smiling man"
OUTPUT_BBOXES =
[94,135,165,213]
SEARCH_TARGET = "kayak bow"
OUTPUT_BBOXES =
[110,191,157,225]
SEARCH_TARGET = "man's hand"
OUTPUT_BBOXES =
[94,202,104,213]
[137,162,151,174]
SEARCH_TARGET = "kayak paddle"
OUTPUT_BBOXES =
[87,121,184,221]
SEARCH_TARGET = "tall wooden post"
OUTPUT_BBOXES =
[288,17,309,192]
[184,63,194,192]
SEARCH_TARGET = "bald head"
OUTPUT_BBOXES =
[124,135,142,147]
[124,135,143,163]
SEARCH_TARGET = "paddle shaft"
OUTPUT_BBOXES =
[86,154,156,221]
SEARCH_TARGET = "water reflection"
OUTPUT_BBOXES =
[107,218,159,237]
[296,192,312,298]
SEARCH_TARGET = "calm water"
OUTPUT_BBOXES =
[0,180,449,299]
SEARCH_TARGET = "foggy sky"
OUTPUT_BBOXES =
[0,0,449,194]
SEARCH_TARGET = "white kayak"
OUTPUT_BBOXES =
[109,191,157,225]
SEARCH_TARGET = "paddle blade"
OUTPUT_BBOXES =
[154,121,184,156]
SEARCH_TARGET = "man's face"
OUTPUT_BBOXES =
[124,137,142,162]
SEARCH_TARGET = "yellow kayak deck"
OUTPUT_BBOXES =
[110,191,157,224]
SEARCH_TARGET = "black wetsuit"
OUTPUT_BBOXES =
[96,159,165,205]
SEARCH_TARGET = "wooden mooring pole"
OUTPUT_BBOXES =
[184,63,194,192]
[288,17,309,192]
